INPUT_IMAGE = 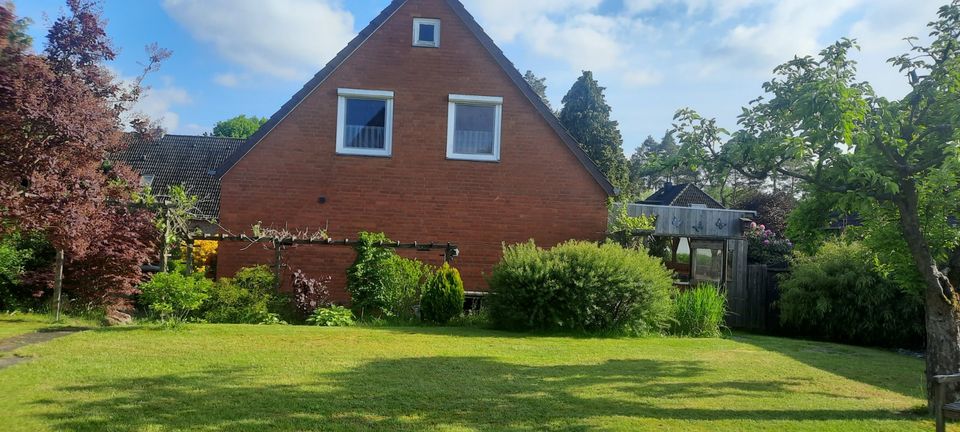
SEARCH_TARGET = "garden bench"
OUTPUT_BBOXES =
[936,373,960,432]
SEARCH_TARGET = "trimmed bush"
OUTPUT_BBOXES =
[202,266,278,324]
[778,241,924,347]
[306,305,355,327]
[669,284,727,337]
[420,263,465,324]
[138,271,211,322]
[487,241,674,335]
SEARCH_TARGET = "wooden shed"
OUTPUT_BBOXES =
[622,184,756,326]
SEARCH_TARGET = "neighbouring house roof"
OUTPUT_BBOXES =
[214,0,616,196]
[639,183,725,209]
[116,134,244,219]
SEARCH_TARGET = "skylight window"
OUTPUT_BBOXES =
[413,18,441,48]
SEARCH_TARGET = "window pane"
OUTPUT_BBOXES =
[419,23,435,42]
[344,98,386,149]
[454,104,495,155]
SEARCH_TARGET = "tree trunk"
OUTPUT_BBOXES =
[52,249,65,322]
[895,182,960,410]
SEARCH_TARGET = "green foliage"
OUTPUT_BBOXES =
[669,284,727,338]
[420,263,465,324]
[381,255,432,321]
[523,70,552,111]
[487,241,675,335]
[779,241,924,347]
[608,202,657,233]
[346,232,395,317]
[138,271,211,322]
[202,266,279,324]
[0,231,53,311]
[212,115,268,139]
[558,71,630,191]
[306,305,355,327]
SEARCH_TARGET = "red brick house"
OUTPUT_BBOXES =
[215,0,614,301]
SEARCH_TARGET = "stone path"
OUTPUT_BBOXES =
[0,327,87,370]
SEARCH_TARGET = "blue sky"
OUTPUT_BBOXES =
[15,0,945,155]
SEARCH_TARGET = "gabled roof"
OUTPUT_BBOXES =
[640,183,725,209]
[116,134,244,219]
[215,0,615,196]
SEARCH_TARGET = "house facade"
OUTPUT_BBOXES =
[215,0,614,301]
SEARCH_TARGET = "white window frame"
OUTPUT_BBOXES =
[446,94,503,162]
[336,88,394,157]
[413,18,441,48]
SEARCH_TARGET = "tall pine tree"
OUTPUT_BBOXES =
[558,71,629,192]
[523,70,552,111]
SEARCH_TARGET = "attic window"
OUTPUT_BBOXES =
[140,175,155,188]
[413,18,440,47]
[336,88,394,157]
[446,94,502,162]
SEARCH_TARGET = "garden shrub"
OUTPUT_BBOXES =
[138,271,211,322]
[306,305,355,327]
[745,222,793,268]
[487,241,674,335]
[181,240,218,277]
[292,269,331,320]
[346,232,394,317]
[382,255,432,321]
[420,263,465,324]
[669,284,727,337]
[202,265,279,324]
[0,231,53,311]
[778,241,924,347]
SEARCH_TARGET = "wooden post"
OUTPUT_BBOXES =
[185,238,195,275]
[53,249,65,322]
[160,206,171,273]
[273,242,283,291]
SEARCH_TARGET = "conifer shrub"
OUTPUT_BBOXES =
[420,263,465,324]
[487,241,674,335]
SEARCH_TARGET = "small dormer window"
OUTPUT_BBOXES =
[140,174,155,188]
[413,18,440,48]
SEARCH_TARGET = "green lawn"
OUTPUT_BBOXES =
[0,313,95,340]
[0,324,948,431]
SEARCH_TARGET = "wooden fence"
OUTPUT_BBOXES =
[726,264,788,331]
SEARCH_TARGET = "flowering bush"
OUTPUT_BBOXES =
[190,240,218,277]
[292,269,331,319]
[745,222,792,268]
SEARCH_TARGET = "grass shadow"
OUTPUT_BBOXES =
[733,333,926,399]
[35,355,924,431]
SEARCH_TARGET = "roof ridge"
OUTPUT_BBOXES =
[668,184,691,206]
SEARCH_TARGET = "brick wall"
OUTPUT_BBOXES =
[217,0,609,302]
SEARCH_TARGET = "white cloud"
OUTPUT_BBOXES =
[462,0,601,42]
[213,73,241,87]
[622,69,663,87]
[709,0,863,75]
[136,83,192,132]
[848,0,944,98]
[162,0,355,80]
